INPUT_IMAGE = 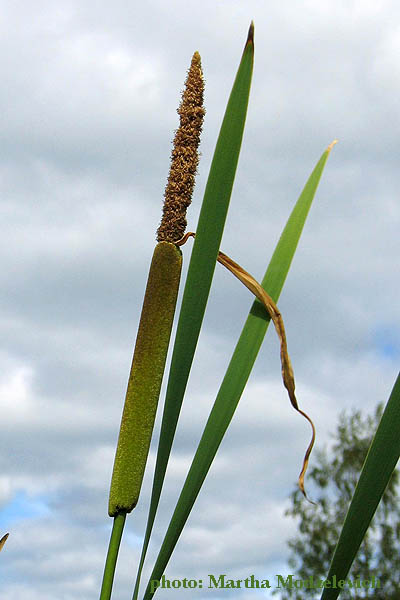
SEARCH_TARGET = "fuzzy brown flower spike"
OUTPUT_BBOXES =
[157,52,205,243]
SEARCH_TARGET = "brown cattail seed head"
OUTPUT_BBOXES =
[157,52,205,243]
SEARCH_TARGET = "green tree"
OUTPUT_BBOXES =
[276,403,400,599]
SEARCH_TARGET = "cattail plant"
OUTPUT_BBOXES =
[98,22,333,600]
[99,23,336,600]
[98,21,400,600]
[99,52,204,600]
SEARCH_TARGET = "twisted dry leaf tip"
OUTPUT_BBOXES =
[0,533,9,553]
[327,139,338,152]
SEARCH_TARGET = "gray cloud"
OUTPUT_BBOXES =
[1,1,399,598]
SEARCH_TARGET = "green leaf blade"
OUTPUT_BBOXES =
[320,371,400,600]
[132,25,254,600]
[142,142,335,600]
[262,141,335,300]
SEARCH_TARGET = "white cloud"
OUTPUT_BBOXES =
[1,1,399,598]
[0,366,33,422]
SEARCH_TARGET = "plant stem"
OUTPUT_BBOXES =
[99,512,126,600]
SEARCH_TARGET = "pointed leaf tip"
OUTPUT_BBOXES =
[327,139,338,152]
[247,21,254,45]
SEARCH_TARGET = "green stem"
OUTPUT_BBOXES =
[99,512,126,600]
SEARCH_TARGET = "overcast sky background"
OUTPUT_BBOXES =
[1,1,400,599]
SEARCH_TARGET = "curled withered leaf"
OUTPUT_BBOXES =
[176,231,316,503]
[0,533,9,553]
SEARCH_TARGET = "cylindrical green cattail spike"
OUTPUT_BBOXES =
[108,242,182,515]
[108,51,204,517]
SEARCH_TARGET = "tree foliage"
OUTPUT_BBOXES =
[276,403,400,599]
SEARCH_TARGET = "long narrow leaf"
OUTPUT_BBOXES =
[320,371,400,600]
[132,24,254,600]
[142,143,335,600]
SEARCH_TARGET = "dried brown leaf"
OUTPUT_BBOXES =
[176,231,316,502]
[0,533,9,553]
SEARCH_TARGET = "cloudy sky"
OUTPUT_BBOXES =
[1,1,400,598]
